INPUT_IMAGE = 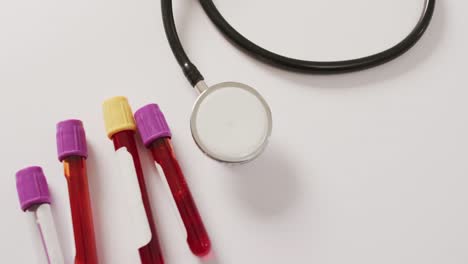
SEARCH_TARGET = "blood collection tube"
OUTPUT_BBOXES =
[135,104,211,257]
[56,120,98,264]
[102,97,164,264]
[16,166,65,264]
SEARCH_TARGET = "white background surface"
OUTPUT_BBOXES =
[1,0,467,263]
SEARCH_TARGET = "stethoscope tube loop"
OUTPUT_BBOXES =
[199,0,435,73]
[162,0,436,84]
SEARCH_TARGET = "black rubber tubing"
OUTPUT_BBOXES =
[161,0,436,86]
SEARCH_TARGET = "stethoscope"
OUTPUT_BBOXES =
[161,0,436,163]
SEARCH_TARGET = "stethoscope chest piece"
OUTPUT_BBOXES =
[191,82,272,163]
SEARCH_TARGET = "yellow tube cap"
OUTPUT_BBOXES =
[102,96,136,138]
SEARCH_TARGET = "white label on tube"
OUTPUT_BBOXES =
[36,204,65,264]
[116,148,152,249]
[26,211,49,264]
[154,162,188,239]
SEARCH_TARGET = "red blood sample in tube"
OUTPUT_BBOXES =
[112,131,165,264]
[103,97,164,264]
[135,104,211,257]
[56,120,99,264]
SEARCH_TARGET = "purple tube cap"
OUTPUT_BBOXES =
[134,104,172,147]
[16,166,51,211]
[56,119,88,161]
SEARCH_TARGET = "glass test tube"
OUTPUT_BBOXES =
[135,104,211,257]
[16,166,65,264]
[103,97,164,264]
[56,120,98,264]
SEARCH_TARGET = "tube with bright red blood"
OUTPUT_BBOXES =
[135,104,211,257]
[103,97,164,264]
[56,120,98,264]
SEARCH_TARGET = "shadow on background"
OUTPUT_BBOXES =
[199,250,223,264]
[226,145,301,218]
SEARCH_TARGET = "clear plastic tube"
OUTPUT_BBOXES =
[134,103,211,257]
[111,130,165,264]
[103,97,165,264]
[16,166,65,264]
[56,119,98,264]
[149,138,211,257]
[63,156,99,264]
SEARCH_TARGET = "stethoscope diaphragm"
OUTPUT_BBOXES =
[190,82,272,163]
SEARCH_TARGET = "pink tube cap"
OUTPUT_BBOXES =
[16,166,51,211]
[134,104,172,147]
[56,119,88,161]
